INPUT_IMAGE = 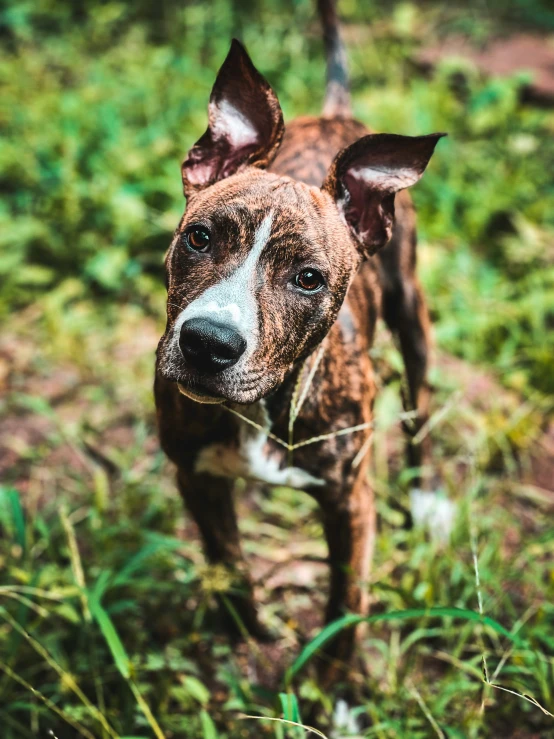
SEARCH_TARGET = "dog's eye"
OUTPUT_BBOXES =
[184,225,211,252]
[294,269,325,292]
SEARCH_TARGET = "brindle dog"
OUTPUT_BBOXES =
[155,0,444,683]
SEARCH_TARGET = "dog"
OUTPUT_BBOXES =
[155,0,444,684]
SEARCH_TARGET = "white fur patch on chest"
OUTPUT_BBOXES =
[194,402,324,490]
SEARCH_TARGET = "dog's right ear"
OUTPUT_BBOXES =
[323,133,445,257]
[182,40,285,197]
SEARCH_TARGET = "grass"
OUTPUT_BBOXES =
[1,0,554,736]
[2,315,553,736]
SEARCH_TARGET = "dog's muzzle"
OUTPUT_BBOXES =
[178,317,246,375]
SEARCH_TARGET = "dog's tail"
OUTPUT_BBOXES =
[317,0,351,118]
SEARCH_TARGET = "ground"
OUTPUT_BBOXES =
[1,301,553,737]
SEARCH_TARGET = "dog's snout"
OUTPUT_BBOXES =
[179,317,246,373]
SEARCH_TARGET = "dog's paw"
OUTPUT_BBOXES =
[410,488,457,544]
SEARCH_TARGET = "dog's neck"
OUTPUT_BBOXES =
[235,338,327,437]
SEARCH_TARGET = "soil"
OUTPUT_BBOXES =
[417,34,554,104]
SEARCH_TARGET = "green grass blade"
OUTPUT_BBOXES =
[128,681,166,739]
[0,487,26,551]
[112,534,187,588]
[89,598,131,679]
[0,607,119,738]
[60,505,91,622]
[279,691,302,724]
[89,600,166,738]
[200,709,219,739]
[286,607,522,684]
[0,660,97,739]
[240,715,329,739]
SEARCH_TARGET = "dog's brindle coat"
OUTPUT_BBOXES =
[155,26,443,682]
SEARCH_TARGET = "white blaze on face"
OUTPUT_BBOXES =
[171,212,274,363]
[202,300,242,324]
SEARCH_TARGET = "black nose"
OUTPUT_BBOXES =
[179,317,246,374]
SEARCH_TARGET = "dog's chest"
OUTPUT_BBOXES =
[194,402,324,489]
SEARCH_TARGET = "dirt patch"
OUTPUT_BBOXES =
[417,34,554,104]
[528,422,554,491]
[2,319,552,499]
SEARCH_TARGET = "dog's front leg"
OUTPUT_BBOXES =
[177,468,269,640]
[315,465,375,685]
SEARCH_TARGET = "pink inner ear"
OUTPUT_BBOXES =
[182,110,262,188]
[185,159,217,187]
[211,99,260,149]
[181,40,285,194]
[346,164,422,193]
[338,163,399,252]
[342,179,395,253]
[325,132,445,256]
[201,98,264,181]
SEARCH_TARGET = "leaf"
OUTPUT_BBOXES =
[89,599,130,679]
[200,709,218,739]
[286,607,522,684]
[182,675,210,706]
[85,248,132,291]
[53,603,81,624]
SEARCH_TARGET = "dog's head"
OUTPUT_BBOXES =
[157,40,444,405]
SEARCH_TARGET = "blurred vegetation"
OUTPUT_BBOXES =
[1,0,554,393]
[1,0,553,737]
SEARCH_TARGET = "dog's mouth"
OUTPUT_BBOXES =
[169,368,280,406]
[177,382,225,405]
[158,334,283,405]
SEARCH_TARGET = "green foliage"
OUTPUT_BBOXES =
[1,0,553,737]
[1,352,553,735]
[286,608,521,685]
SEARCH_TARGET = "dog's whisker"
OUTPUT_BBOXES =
[166,299,191,313]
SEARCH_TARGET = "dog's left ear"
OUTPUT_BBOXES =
[182,39,284,197]
[323,133,446,257]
